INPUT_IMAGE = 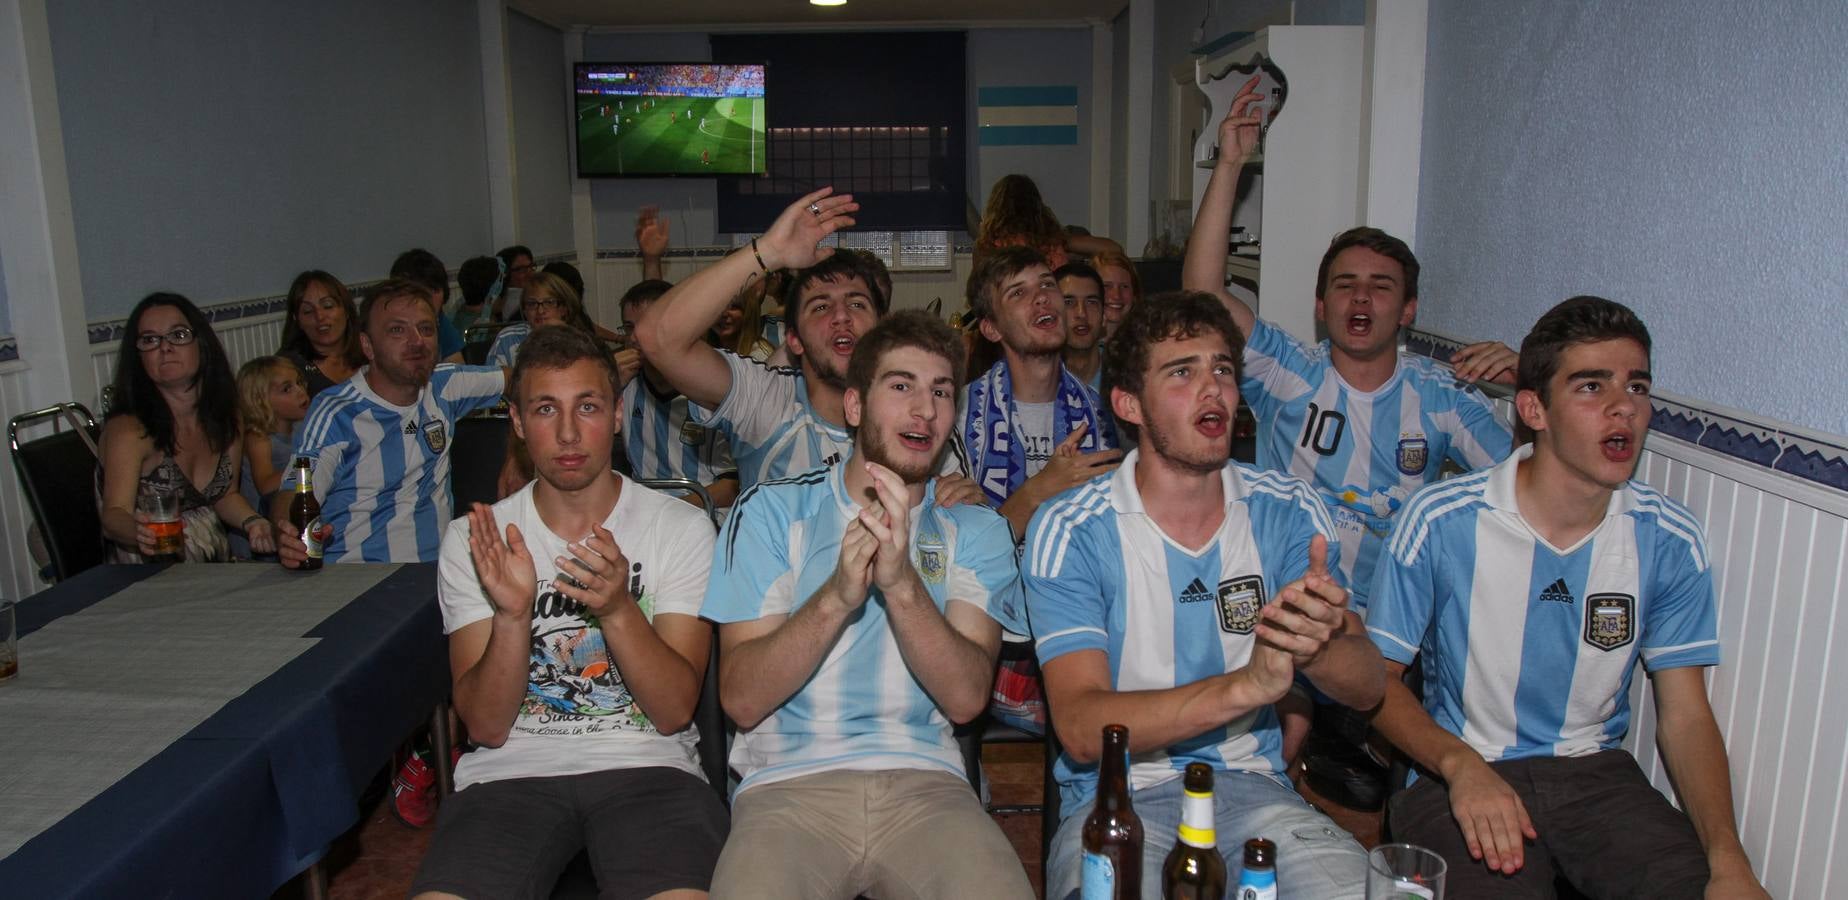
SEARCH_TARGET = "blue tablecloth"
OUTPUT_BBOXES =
[0,563,447,899]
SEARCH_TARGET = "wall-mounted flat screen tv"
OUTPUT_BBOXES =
[574,63,767,177]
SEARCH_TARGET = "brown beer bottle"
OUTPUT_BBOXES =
[1160,763,1227,899]
[1081,724,1143,899]
[287,456,324,570]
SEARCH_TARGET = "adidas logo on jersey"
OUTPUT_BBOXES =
[1178,577,1214,604]
[1537,578,1575,605]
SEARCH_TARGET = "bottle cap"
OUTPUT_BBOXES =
[1243,838,1275,868]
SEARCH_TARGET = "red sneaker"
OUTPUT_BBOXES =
[390,753,437,828]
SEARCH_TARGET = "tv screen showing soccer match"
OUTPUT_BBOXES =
[575,63,767,177]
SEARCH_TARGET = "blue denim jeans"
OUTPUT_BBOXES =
[1047,769,1368,900]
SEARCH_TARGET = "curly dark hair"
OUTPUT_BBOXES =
[1099,291,1245,444]
[109,292,240,455]
[782,249,890,316]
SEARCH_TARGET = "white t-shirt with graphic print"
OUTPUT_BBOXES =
[437,475,716,789]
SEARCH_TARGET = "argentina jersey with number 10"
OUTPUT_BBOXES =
[1241,319,1512,610]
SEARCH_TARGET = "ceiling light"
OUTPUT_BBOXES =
[811,0,847,6]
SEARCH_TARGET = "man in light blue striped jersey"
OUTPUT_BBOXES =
[614,278,740,513]
[701,310,1033,898]
[1186,76,1519,799]
[1367,296,1766,899]
[276,278,507,566]
[635,189,968,492]
[1028,292,1381,900]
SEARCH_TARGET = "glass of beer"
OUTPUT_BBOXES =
[1,599,18,682]
[138,488,184,558]
[1366,843,1446,899]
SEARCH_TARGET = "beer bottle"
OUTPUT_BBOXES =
[1160,763,1227,899]
[1234,838,1277,900]
[287,456,324,570]
[1081,724,1143,899]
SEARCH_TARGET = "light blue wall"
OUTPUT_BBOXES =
[0,244,10,335]
[1415,0,1848,437]
[968,29,1094,231]
[48,1,492,320]
[508,11,573,256]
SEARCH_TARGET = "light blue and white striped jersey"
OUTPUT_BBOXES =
[621,372,736,489]
[1024,450,1343,813]
[702,460,1028,794]
[1366,446,1720,767]
[1242,319,1513,610]
[486,322,530,368]
[286,365,506,563]
[759,314,785,351]
[690,350,964,490]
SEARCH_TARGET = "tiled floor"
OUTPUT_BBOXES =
[276,743,1382,900]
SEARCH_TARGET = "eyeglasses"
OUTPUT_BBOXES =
[522,298,563,313]
[135,327,197,351]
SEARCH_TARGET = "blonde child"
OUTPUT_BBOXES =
[233,356,309,557]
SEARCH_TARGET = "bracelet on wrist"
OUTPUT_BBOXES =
[750,237,769,273]
[241,514,266,532]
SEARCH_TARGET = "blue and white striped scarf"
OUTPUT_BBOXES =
[962,359,1114,507]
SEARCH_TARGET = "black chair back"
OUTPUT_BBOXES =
[450,414,511,514]
[461,323,509,366]
[8,403,104,582]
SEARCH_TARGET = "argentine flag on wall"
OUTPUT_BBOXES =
[978,86,1078,146]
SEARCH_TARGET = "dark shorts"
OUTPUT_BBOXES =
[410,766,729,900]
[1388,750,1708,899]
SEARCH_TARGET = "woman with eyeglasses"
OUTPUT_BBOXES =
[484,272,609,367]
[97,293,277,562]
[276,270,366,397]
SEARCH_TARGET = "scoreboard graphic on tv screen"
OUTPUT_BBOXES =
[575,63,767,177]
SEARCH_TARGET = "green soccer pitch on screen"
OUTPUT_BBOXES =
[575,63,767,178]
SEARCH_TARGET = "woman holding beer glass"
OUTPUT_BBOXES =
[98,293,276,562]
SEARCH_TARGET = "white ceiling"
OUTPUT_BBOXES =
[514,0,1128,30]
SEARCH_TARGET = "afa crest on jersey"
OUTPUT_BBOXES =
[679,420,708,446]
[916,532,947,584]
[1584,593,1636,651]
[1216,575,1265,635]
[1396,435,1428,474]
[422,420,448,454]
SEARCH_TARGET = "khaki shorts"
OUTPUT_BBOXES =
[710,768,1033,900]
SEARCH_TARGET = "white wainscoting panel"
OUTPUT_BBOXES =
[1623,435,1848,898]
[0,362,51,600]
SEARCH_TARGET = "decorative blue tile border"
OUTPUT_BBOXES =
[598,239,977,261]
[0,334,18,364]
[1406,328,1848,495]
[83,252,578,346]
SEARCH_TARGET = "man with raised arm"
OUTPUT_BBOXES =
[1027,292,1383,899]
[411,326,726,900]
[1366,297,1768,899]
[635,189,967,491]
[1184,75,1518,805]
[700,311,1032,899]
